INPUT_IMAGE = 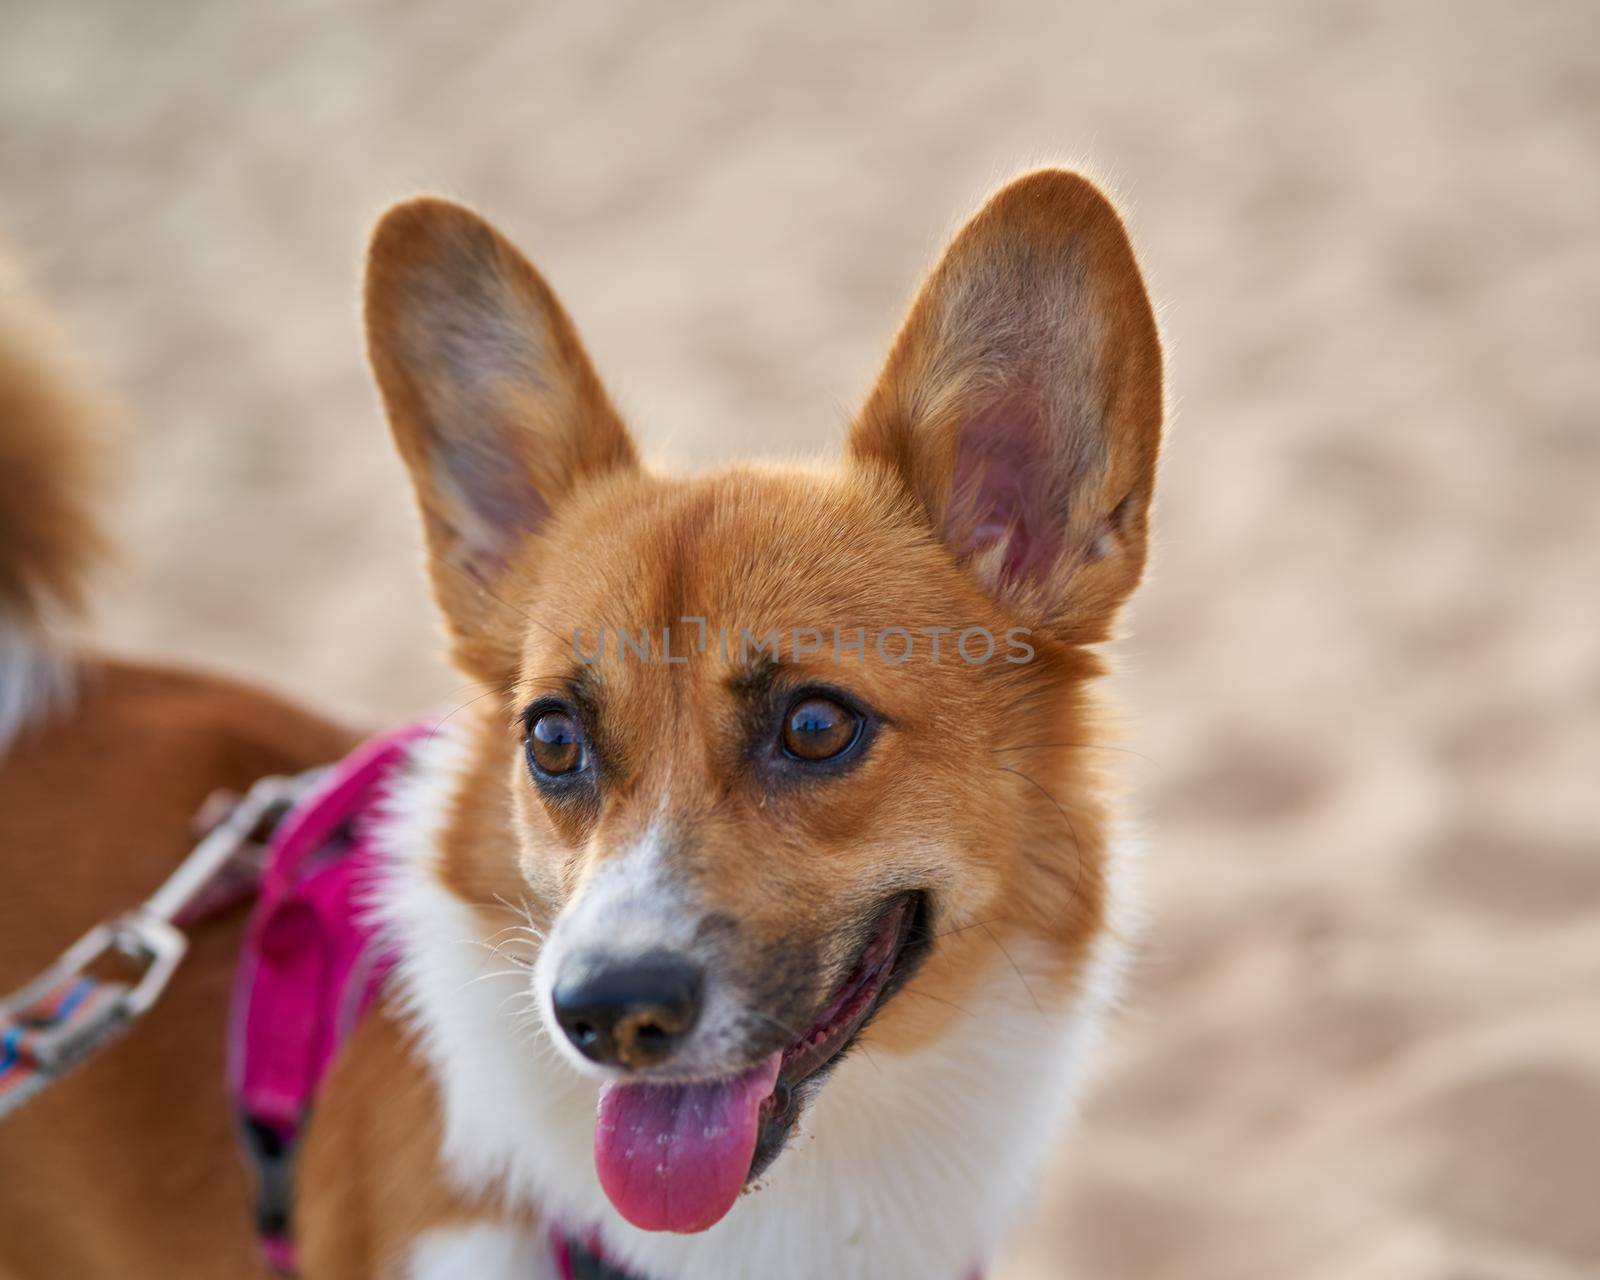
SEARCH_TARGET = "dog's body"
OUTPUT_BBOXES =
[0,171,1163,1279]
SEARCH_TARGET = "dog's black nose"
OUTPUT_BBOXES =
[552,951,703,1069]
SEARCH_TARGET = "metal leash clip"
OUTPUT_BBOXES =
[0,768,326,1120]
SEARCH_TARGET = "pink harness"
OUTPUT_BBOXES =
[227,725,628,1280]
[227,724,422,1272]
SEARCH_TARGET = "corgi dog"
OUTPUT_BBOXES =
[0,168,1163,1280]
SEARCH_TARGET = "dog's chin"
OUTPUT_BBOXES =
[746,889,932,1183]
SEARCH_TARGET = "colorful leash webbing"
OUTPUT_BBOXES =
[0,975,126,1117]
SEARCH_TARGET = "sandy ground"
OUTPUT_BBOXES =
[3,1,1598,1275]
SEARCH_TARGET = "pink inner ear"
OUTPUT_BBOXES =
[945,397,1065,590]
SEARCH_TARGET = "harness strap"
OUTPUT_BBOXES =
[557,1231,639,1280]
[227,724,427,1273]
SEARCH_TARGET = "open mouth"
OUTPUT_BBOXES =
[592,892,929,1235]
[751,892,926,1173]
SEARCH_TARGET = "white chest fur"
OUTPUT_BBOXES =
[376,728,1130,1280]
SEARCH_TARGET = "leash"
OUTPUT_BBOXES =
[0,768,325,1120]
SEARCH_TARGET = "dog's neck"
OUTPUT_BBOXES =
[375,721,1131,1280]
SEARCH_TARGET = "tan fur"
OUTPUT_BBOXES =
[0,260,112,627]
[2,170,1162,1278]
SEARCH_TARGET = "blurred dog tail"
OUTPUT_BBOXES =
[0,253,115,754]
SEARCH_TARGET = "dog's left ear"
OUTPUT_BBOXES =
[365,197,637,678]
[850,170,1163,643]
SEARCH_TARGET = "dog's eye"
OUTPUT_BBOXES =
[527,708,585,777]
[781,696,860,762]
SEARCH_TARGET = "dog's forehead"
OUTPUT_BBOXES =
[504,467,1013,755]
[526,467,959,641]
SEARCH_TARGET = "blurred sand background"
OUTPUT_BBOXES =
[3,1,1598,1276]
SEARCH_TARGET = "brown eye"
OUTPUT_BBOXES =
[527,708,585,777]
[781,696,860,763]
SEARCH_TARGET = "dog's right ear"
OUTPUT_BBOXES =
[365,198,636,679]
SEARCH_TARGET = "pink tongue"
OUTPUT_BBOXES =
[594,1053,782,1234]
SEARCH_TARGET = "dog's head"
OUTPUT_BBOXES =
[365,170,1161,1234]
